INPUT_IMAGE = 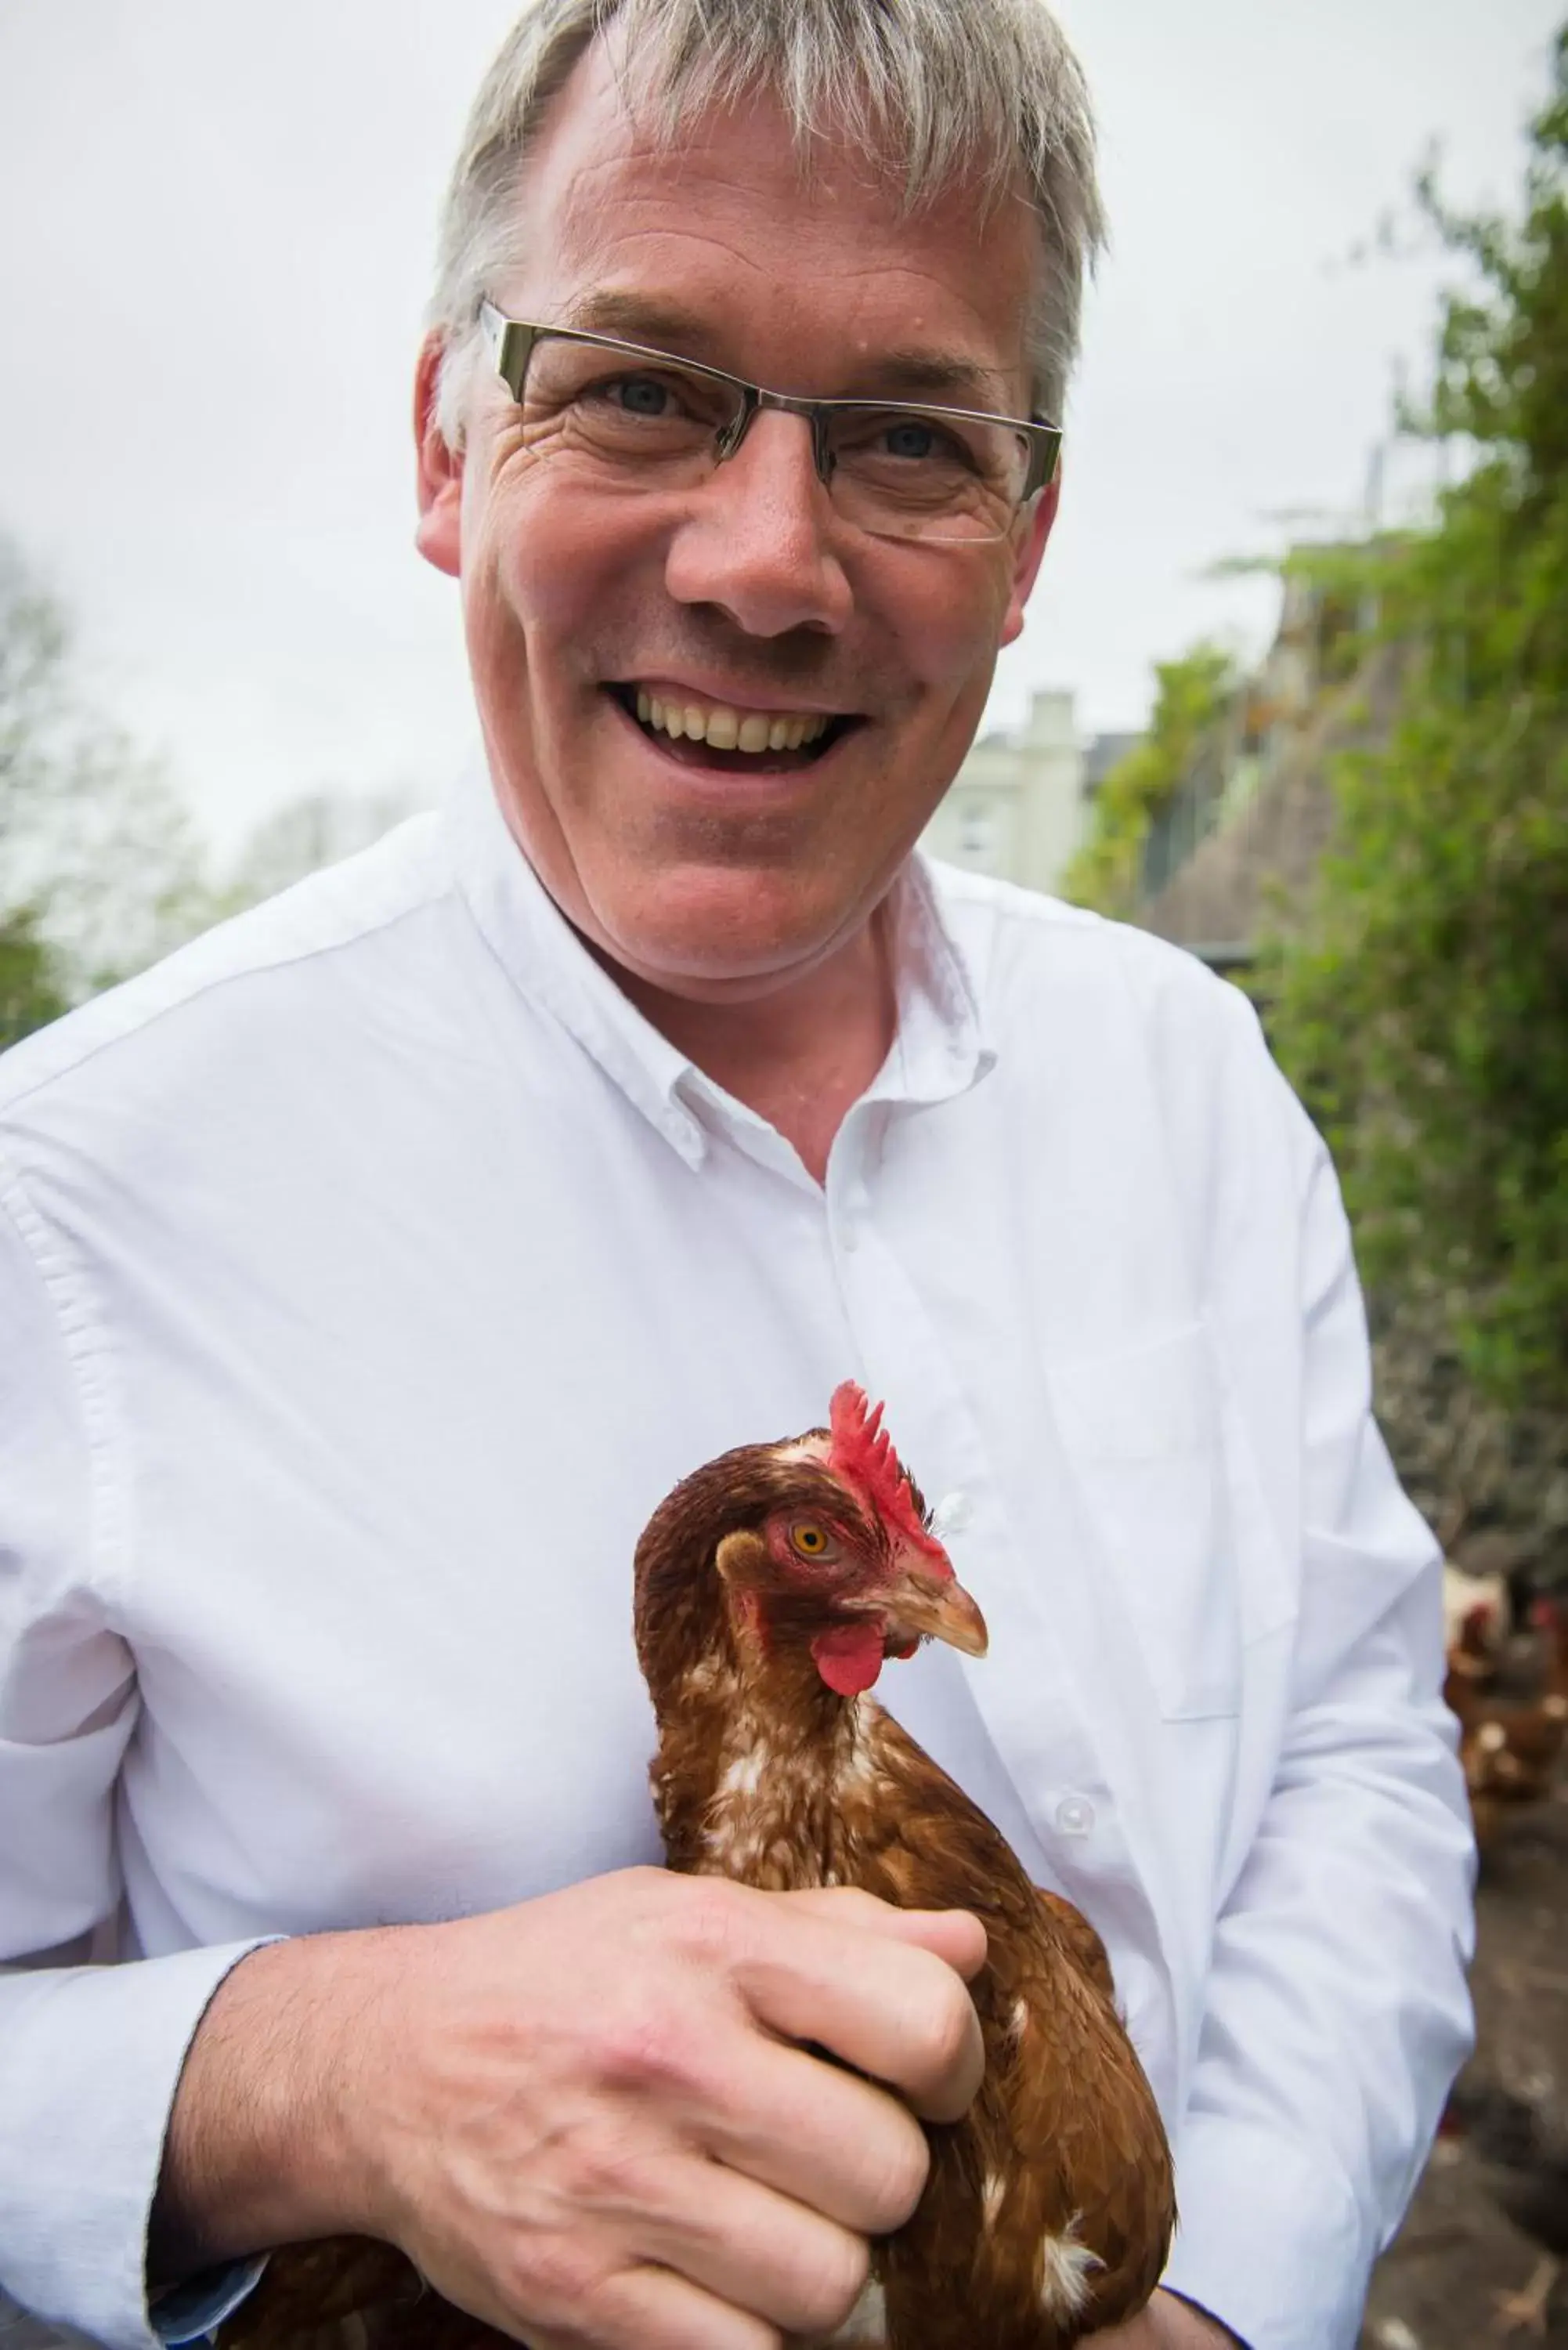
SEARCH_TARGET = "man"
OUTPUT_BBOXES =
[0,2,1474,2347]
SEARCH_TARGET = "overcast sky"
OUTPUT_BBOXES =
[0,0,1559,850]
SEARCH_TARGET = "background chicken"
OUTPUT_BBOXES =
[1442,1564,1512,1679]
[221,1385,1173,2350]
[1447,1596,1568,1853]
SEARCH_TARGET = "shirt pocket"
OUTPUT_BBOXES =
[1043,1322,1241,1722]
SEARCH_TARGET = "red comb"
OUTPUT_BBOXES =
[827,1383,947,1561]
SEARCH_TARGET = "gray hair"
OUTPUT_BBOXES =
[429,0,1105,448]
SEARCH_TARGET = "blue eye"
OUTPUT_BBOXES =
[883,420,938,461]
[610,375,673,417]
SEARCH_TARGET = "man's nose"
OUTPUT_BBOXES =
[662,410,854,638]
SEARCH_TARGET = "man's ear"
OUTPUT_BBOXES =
[414,331,464,579]
[999,469,1061,648]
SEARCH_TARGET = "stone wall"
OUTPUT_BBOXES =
[1135,643,1408,953]
[1371,1286,1568,1593]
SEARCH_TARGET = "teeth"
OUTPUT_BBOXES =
[628,690,835,754]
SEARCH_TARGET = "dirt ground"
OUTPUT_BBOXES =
[1359,1771,1568,2350]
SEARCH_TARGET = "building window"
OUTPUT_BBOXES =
[959,801,997,862]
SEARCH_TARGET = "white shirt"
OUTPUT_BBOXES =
[0,761,1474,2350]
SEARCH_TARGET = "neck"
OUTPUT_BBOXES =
[609,909,898,1185]
[655,1629,864,1882]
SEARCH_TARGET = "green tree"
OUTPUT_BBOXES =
[0,537,221,1040]
[1061,644,1238,916]
[1263,27,1568,1411]
[0,906,68,1053]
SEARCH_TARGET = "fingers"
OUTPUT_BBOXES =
[701,2033,930,2234]
[586,2149,870,2337]
[732,1896,987,2126]
[578,1939,930,2238]
[785,1886,989,1983]
[452,2140,865,2348]
[525,2261,782,2350]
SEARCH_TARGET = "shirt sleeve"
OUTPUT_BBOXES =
[1157,1085,1477,2350]
[0,1161,269,2350]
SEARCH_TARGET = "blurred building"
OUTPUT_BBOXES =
[1136,562,1399,969]
[920,689,1138,897]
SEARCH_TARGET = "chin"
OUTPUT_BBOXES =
[587,866,874,996]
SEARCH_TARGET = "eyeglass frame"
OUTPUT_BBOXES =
[476,300,1063,528]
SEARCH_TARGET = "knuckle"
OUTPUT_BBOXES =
[863,2113,930,2231]
[595,1992,703,2097]
[568,2122,664,2214]
[918,1975,977,2082]
[796,2232,872,2334]
[512,2230,605,2323]
[671,1875,752,1966]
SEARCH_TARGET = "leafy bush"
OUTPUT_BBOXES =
[1060,643,1238,916]
[1263,27,1568,1412]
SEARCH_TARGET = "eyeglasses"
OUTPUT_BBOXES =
[478,301,1060,547]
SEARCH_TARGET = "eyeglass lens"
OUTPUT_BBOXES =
[518,334,1032,544]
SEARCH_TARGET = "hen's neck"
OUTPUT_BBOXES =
[649,1629,874,1884]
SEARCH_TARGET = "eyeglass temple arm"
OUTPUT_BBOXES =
[1022,429,1061,501]
[479,302,540,401]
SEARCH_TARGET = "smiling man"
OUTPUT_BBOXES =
[0,5,1472,2350]
[414,31,1064,1180]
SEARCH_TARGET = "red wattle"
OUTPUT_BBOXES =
[810,1621,887,1695]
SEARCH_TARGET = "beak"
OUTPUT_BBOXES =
[882,1558,988,1659]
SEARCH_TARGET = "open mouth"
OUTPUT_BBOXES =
[607,683,860,772]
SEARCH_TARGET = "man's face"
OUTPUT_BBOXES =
[417,37,1057,1002]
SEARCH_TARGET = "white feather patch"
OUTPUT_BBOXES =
[1038,2215,1104,2319]
[717,1748,764,1796]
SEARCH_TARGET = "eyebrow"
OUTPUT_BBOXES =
[558,291,1019,412]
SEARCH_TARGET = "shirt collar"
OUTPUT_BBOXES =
[443,757,995,1169]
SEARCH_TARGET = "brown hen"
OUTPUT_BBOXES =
[633,1382,1174,2348]
[1448,1596,1568,1849]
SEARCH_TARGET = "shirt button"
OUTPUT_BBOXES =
[1053,1794,1096,1838]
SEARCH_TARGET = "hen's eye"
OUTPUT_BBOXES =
[790,1522,830,1558]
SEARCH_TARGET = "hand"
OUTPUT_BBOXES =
[1094,2290,1246,2348]
[157,1867,987,2350]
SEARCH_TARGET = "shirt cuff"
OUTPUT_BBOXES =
[151,2260,268,2347]
[0,1940,276,2350]
[1160,2114,1376,2350]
